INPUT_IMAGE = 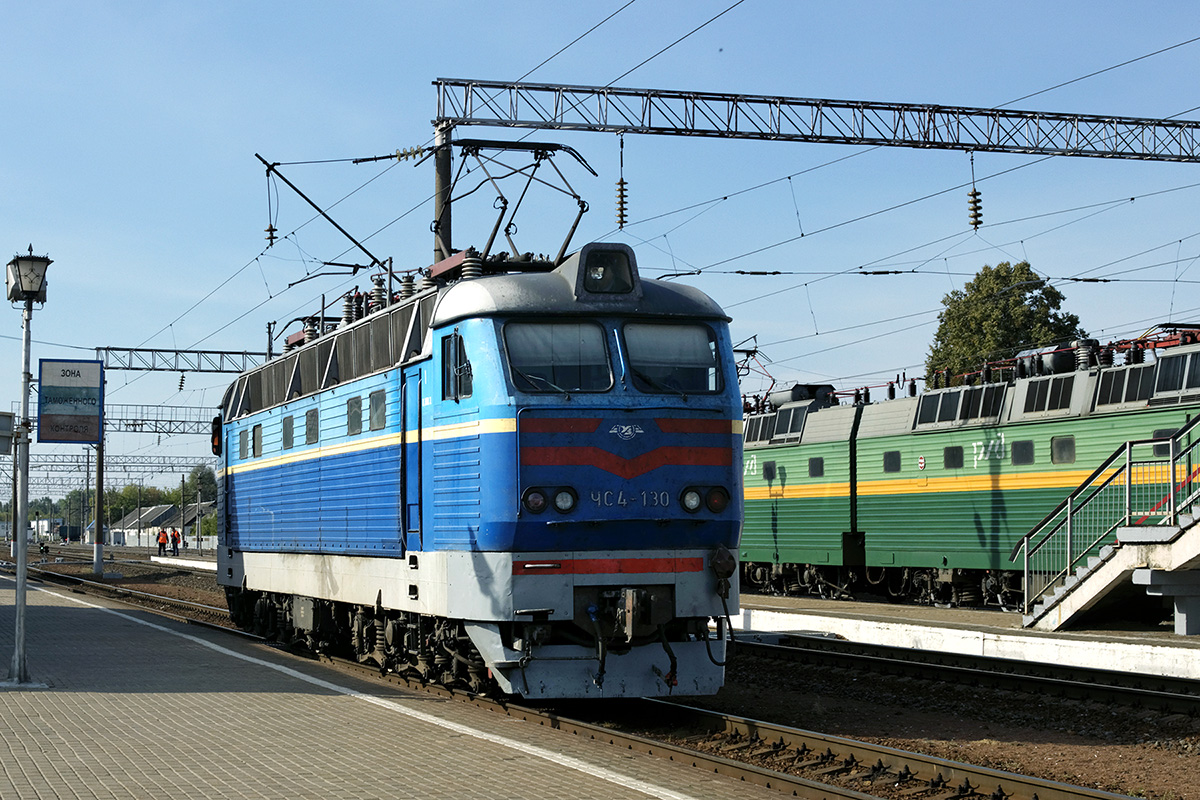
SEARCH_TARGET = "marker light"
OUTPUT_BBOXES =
[523,488,548,514]
[705,487,731,513]
[553,489,577,513]
[681,489,703,513]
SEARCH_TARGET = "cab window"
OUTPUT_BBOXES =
[504,322,612,393]
[624,323,722,394]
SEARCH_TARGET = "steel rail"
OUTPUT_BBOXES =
[737,634,1200,714]
[644,699,1133,800]
[3,560,229,616]
[324,652,1132,800]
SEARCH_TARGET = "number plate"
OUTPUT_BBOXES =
[590,489,671,508]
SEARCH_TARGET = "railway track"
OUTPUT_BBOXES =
[737,633,1200,716]
[13,561,1138,800]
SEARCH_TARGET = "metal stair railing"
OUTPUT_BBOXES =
[1010,414,1200,616]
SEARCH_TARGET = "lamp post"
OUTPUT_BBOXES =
[6,246,50,685]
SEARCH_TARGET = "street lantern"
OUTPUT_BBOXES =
[5,246,51,686]
[6,247,50,303]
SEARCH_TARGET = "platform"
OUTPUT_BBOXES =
[0,574,779,800]
[737,594,1200,680]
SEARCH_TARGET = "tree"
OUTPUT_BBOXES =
[925,261,1085,383]
[185,465,217,503]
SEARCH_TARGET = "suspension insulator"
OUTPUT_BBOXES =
[264,224,277,246]
[178,373,185,391]
[615,178,628,229]
[968,189,983,229]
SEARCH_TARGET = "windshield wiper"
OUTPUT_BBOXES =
[512,367,570,396]
[631,368,688,401]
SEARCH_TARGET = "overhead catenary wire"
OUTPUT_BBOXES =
[115,23,1200,409]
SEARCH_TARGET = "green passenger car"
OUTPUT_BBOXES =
[742,333,1200,605]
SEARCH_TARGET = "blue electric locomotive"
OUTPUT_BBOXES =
[214,242,742,698]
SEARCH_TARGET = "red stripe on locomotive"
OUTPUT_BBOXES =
[512,557,706,575]
[520,445,731,479]
[520,418,603,433]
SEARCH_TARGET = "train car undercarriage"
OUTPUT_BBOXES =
[225,585,726,696]
[740,562,1023,610]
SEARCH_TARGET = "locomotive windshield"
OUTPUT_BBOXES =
[624,323,722,394]
[504,321,612,392]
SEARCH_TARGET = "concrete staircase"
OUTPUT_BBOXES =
[1023,516,1199,632]
[1016,415,1200,633]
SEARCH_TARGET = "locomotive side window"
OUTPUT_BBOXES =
[1189,355,1200,389]
[1125,365,1155,402]
[1024,376,1074,413]
[808,457,824,478]
[624,323,721,394]
[282,416,294,450]
[252,424,263,458]
[441,332,473,401]
[1024,379,1048,412]
[1012,440,1034,465]
[1049,376,1073,409]
[347,396,362,436]
[952,385,1005,422]
[504,321,611,393]
[937,391,960,422]
[757,413,777,441]
[369,390,386,431]
[1156,355,1186,393]
[917,395,938,424]
[981,385,1005,417]
[1153,428,1178,458]
[944,446,964,469]
[1097,369,1126,405]
[774,408,793,437]
[305,409,319,444]
[883,451,901,473]
[960,388,982,420]
[239,429,248,459]
[771,407,806,442]
[1050,435,1075,464]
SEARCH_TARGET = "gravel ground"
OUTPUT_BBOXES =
[35,557,1200,799]
[696,654,1200,799]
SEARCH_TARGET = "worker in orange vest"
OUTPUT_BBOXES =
[156,529,168,556]
[170,528,181,556]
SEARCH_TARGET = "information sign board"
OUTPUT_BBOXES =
[38,359,104,444]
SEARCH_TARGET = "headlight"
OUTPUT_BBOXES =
[523,488,548,514]
[681,488,703,513]
[553,488,577,513]
[705,487,730,513]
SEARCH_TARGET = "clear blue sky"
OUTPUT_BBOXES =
[4,1,1199,497]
